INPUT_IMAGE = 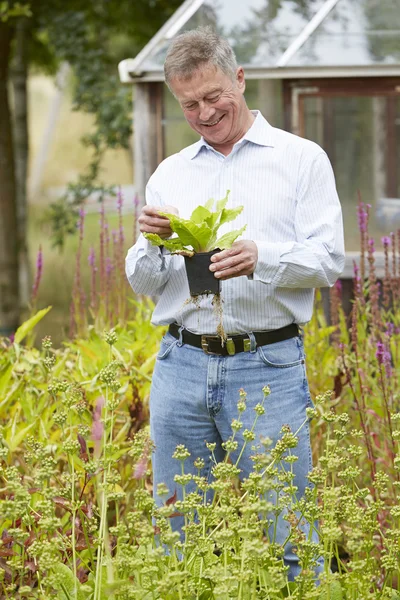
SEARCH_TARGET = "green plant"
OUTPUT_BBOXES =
[144,190,247,256]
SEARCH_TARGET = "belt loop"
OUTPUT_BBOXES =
[177,325,184,347]
[247,332,257,353]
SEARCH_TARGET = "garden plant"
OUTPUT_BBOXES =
[0,196,400,599]
[144,190,246,298]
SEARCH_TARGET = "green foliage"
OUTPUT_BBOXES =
[145,190,247,255]
[52,562,86,600]
[1,311,400,597]
[0,1,31,22]
[35,0,184,246]
[2,201,400,596]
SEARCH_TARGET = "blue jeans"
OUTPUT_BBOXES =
[150,329,320,581]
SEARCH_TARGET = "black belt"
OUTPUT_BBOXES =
[168,323,299,356]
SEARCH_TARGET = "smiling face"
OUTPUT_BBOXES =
[169,63,254,156]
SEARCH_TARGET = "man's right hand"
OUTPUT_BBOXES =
[138,205,179,239]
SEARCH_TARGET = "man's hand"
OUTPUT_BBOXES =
[138,205,179,239]
[209,240,258,279]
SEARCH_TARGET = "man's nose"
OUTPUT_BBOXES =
[198,102,216,122]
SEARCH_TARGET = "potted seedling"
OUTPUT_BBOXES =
[144,190,246,297]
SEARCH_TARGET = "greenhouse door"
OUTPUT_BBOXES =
[287,78,400,255]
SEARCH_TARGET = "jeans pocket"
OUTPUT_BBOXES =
[257,336,305,368]
[157,332,178,360]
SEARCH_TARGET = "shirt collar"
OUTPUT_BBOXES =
[180,110,275,160]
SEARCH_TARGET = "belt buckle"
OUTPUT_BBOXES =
[201,335,224,355]
[201,336,237,355]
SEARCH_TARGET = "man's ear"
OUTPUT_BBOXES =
[236,67,246,92]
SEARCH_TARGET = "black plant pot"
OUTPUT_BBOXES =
[184,249,220,296]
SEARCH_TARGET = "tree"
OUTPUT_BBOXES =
[0,0,184,333]
[0,2,30,335]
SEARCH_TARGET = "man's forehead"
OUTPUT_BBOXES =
[171,67,230,100]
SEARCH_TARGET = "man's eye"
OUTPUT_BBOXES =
[208,96,220,102]
[184,104,197,110]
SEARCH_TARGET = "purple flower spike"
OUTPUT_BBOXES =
[334,280,342,293]
[386,322,395,337]
[117,187,123,210]
[88,247,96,268]
[368,238,375,253]
[357,203,368,233]
[134,193,140,208]
[376,341,384,364]
[381,236,391,248]
[106,257,113,275]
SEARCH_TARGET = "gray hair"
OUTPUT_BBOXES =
[164,26,238,86]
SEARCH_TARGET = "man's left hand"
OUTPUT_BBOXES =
[209,240,258,280]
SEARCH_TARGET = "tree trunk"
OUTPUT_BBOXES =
[11,17,30,311]
[0,22,19,336]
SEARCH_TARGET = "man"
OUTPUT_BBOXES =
[126,26,344,579]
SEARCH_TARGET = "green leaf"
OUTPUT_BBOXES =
[0,364,13,397]
[205,197,214,211]
[220,205,244,227]
[216,189,231,212]
[190,205,211,224]
[214,225,247,250]
[144,233,185,252]
[318,581,343,600]
[146,191,245,254]
[5,420,36,453]
[52,563,86,600]
[14,306,52,344]
[162,213,212,252]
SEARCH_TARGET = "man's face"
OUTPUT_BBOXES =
[169,63,248,150]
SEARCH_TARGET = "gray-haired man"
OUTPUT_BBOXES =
[126,26,344,580]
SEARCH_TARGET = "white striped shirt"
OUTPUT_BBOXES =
[126,111,345,335]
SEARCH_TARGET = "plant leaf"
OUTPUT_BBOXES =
[220,205,244,226]
[190,205,211,224]
[144,233,185,253]
[213,225,247,250]
[14,306,52,344]
[204,197,214,211]
[216,189,230,212]
[0,364,13,397]
[52,562,86,600]
[5,420,36,453]
[161,213,212,252]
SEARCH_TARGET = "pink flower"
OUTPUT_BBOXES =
[88,247,97,269]
[117,187,123,211]
[357,203,368,233]
[376,341,384,364]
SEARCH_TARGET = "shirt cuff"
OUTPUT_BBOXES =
[252,241,282,283]
[139,238,166,269]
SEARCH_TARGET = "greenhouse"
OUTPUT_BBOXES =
[119,0,400,277]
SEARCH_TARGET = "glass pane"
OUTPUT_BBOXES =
[288,0,400,66]
[162,78,283,157]
[303,95,400,251]
[142,0,327,70]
